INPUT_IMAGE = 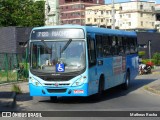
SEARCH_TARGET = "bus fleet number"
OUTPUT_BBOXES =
[37,32,49,37]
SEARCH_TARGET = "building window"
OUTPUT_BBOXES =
[82,19,85,24]
[82,12,85,16]
[141,21,143,26]
[108,11,111,15]
[101,11,103,15]
[151,6,155,12]
[88,18,90,22]
[81,5,85,8]
[94,18,97,22]
[152,22,154,26]
[119,6,122,10]
[120,15,122,18]
[140,5,143,10]
[128,22,131,26]
[128,14,131,18]
[101,19,103,22]
[141,13,143,17]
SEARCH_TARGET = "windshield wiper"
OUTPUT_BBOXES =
[61,39,72,53]
[41,40,51,53]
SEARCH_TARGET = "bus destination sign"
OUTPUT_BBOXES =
[31,28,85,40]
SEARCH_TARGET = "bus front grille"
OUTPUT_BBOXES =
[39,76,75,81]
[47,89,67,93]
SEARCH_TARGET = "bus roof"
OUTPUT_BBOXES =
[32,25,137,37]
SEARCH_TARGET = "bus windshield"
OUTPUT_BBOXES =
[30,40,86,73]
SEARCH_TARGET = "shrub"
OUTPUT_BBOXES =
[153,52,160,66]
[141,59,155,65]
[138,51,146,58]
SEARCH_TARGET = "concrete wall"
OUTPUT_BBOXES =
[0,27,32,53]
[137,32,160,59]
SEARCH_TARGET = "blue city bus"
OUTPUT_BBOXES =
[29,25,139,101]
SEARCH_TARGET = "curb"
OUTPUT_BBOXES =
[0,81,27,86]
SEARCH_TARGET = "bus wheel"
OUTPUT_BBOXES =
[122,72,130,90]
[50,96,58,102]
[98,76,104,95]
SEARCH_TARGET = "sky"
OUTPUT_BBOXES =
[105,0,160,4]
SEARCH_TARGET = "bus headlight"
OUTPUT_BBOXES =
[30,78,42,86]
[72,76,86,87]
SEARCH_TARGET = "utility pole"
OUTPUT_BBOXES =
[148,40,152,63]
[111,0,115,29]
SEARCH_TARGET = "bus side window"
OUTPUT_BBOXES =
[87,36,96,67]
[130,38,135,53]
[126,37,131,54]
[122,37,130,54]
[96,35,103,58]
[134,38,138,53]
[111,36,118,55]
[118,36,124,55]
[102,35,111,57]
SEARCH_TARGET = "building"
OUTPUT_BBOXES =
[45,0,59,26]
[85,4,120,28]
[155,4,160,32]
[34,0,59,26]
[59,0,104,25]
[85,1,156,31]
[0,27,32,53]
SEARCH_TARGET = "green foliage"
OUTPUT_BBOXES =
[141,59,155,65]
[11,84,22,94]
[0,0,45,27]
[138,51,146,58]
[153,52,160,66]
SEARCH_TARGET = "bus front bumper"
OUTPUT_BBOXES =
[29,83,88,97]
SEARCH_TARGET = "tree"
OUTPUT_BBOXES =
[0,0,45,27]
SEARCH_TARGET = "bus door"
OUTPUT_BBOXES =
[87,34,98,95]
[95,35,113,89]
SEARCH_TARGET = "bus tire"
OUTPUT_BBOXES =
[122,72,130,90]
[50,96,58,102]
[98,76,104,95]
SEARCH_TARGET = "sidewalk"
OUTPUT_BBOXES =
[0,82,29,109]
[143,66,160,95]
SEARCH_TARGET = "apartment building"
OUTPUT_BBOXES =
[85,1,156,31]
[155,4,160,32]
[59,0,104,25]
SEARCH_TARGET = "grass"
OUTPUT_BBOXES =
[144,85,160,95]
[11,84,22,94]
[0,70,29,83]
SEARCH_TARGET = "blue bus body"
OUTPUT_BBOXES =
[29,25,139,97]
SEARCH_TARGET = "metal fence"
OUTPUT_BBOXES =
[0,52,28,84]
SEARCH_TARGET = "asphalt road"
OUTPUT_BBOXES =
[1,74,160,119]
[15,73,160,112]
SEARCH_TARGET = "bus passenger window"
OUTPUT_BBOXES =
[130,38,137,54]
[96,35,103,58]
[111,36,118,55]
[87,36,96,67]
[118,36,124,55]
